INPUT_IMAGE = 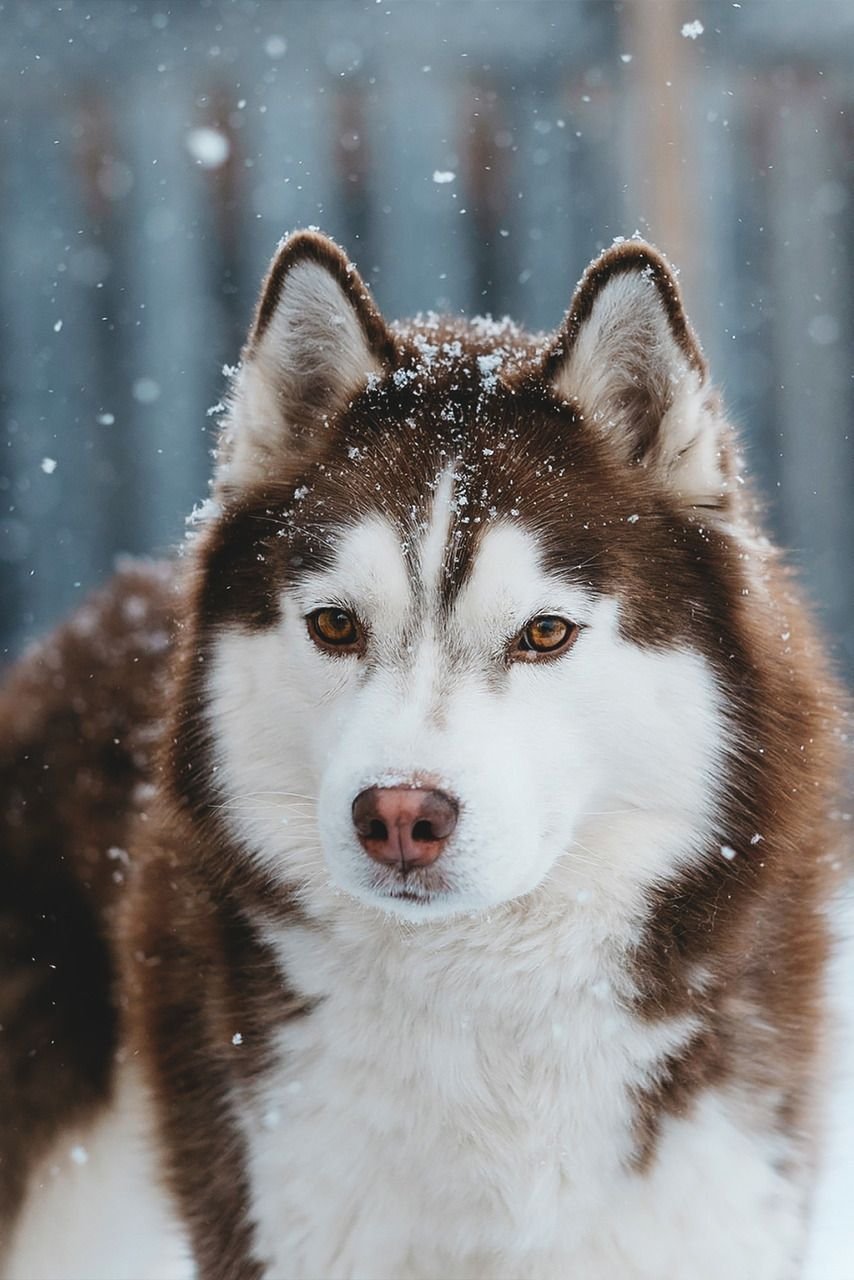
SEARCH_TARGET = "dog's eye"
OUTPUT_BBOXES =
[307,607,363,654]
[511,615,579,663]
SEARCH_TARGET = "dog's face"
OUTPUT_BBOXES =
[188,233,740,923]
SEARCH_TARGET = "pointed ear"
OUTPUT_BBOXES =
[540,242,731,509]
[216,231,396,489]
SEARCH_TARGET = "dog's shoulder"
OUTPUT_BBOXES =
[0,557,178,1230]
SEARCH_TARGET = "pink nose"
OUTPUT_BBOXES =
[352,787,459,870]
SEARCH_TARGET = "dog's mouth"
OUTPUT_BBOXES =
[368,864,451,907]
[387,887,433,904]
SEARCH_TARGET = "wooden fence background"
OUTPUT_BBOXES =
[1,0,852,676]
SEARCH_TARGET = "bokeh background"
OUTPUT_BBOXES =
[1,0,852,677]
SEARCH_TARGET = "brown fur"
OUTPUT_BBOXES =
[0,561,176,1244]
[121,804,311,1280]
[0,232,846,1278]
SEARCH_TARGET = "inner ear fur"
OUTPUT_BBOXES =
[250,230,396,361]
[539,241,731,509]
[217,230,397,491]
[541,240,707,390]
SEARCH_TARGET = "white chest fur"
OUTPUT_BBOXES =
[243,895,804,1280]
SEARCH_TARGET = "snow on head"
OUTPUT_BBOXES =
[184,496,223,548]
[476,352,503,393]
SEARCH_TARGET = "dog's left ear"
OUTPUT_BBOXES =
[540,242,730,509]
[217,230,396,489]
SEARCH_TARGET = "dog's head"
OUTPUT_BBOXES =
[179,230,748,923]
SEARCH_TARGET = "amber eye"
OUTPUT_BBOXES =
[511,615,579,663]
[307,607,363,654]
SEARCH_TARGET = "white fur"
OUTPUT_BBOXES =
[418,467,455,589]
[4,1063,192,1280]
[554,270,727,506]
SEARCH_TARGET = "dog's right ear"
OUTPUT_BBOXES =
[216,231,396,490]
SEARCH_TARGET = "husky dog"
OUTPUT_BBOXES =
[1,231,847,1280]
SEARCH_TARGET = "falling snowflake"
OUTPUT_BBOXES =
[265,34,287,59]
[681,20,704,39]
[132,377,161,405]
[185,127,231,170]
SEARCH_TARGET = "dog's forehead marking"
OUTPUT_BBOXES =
[419,468,456,599]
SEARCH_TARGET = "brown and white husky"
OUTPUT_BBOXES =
[1,230,849,1280]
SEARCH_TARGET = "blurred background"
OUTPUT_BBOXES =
[1,0,852,676]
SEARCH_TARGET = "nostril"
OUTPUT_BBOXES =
[416,790,458,842]
[352,788,383,838]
